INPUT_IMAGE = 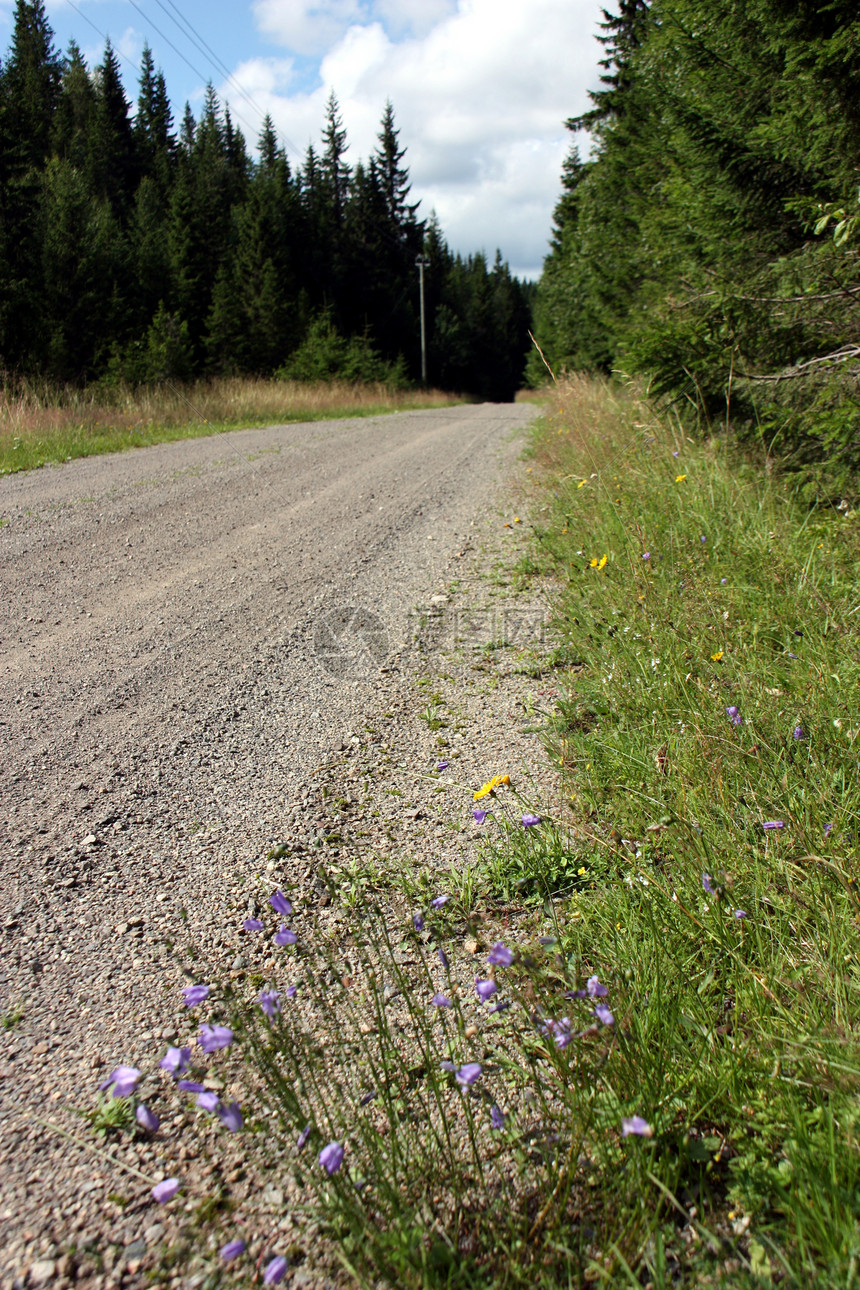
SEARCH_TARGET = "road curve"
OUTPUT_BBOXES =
[0,401,539,1278]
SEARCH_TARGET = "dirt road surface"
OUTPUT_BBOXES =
[0,402,539,1287]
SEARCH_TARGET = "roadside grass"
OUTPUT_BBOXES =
[81,374,860,1287]
[0,375,460,475]
[500,373,860,1284]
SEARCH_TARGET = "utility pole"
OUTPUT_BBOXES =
[415,254,430,386]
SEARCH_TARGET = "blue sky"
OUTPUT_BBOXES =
[1,0,606,278]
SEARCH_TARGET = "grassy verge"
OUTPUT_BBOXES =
[505,373,860,1284]
[0,376,461,475]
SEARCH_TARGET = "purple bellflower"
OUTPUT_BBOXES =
[182,984,210,1008]
[152,1178,180,1203]
[199,1024,233,1053]
[269,891,292,916]
[319,1141,345,1174]
[487,942,514,967]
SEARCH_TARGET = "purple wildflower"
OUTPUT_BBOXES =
[263,1256,288,1284]
[824,822,834,837]
[438,947,449,969]
[274,925,297,946]
[543,1017,572,1049]
[487,941,514,967]
[762,820,784,830]
[455,1063,482,1087]
[488,1001,511,1016]
[218,1102,243,1133]
[702,873,716,895]
[319,1141,345,1175]
[159,1046,191,1077]
[793,726,804,740]
[593,1003,615,1027]
[431,994,452,1008]
[787,651,798,659]
[177,1080,206,1093]
[622,1116,653,1138]
[101,1066,142,1098]
[521,813,542,827]
[152,1178,180,1203]
[475,977,498,1003]
[700,535,706,544]
[490,1105,506,1131]
[472,808,487,824]
[258,989,281,1018]
[413,912,425,932]
[586,975,608,998]
[243,918,264,932]
[642,552,651,560]
[725,706,742,726]
[431,895,449,908]
[220,1239,246,1262]
[436,761,449,771]
[199,1024,233,1053]
[297,1124,311,1150]
[136,1104,159,1133]
[734,909,748,920]
[196,1091,220,1112]
[440,1060,457,1072]
[721,577,728,584]
[672,450,680,457]
[269,890,292,917]
[359,1089,377,1106]
[182,984,210,1008]
[285,984,298,997]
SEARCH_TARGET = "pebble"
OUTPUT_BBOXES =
[29,1261,55,1285]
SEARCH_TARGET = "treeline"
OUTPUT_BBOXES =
[0,1,531,400]
[532,0,860,495]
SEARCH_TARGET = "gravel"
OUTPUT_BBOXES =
[0,401,550,1287]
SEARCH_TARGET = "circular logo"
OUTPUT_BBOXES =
[313,605,390,678]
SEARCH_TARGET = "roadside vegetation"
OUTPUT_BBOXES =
[86,375,860,1287]
[530,0,860,502]
[0,375,459,474]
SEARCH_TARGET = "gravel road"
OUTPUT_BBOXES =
[0,402,540,1287]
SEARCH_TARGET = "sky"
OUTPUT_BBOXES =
[2,0,606,279]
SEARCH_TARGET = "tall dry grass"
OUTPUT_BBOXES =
[0,376,461,474]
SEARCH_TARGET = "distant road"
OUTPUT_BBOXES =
[0,401,539,1274]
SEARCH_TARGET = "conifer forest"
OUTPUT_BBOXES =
[531,0,860,497]
[0,1,532,402]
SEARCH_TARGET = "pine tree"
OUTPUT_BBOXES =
[373,101,419,234]
[320,91,350,230]
[2,0,61,168]
[134,44,174,189]
[91,40,137,215]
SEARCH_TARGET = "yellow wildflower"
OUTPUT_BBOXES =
[675,474,687,483]
[473,773,510,801]
[711,650,724,662]
[514,516,521,524]
[589,553,608,571]
[577,480,587,489]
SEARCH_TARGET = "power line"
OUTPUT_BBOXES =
[153,0,304,160]
[124,0,264,144]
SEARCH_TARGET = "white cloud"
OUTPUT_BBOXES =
[235,0,603,277]
[252,0,367,57]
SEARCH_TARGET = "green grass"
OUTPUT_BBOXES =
[505,373,860,1285]
[0,375,461,475]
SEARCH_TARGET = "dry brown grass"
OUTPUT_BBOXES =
[0,376,462,474]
